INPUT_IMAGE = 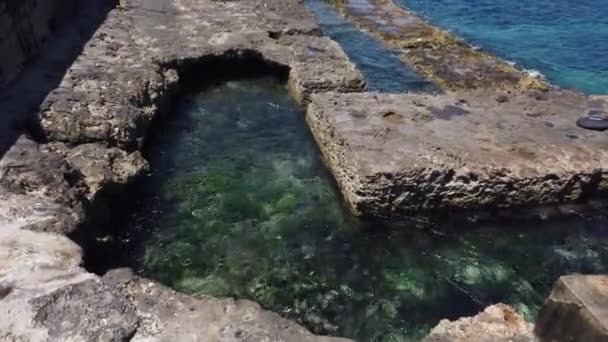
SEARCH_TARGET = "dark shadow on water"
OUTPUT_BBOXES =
[0,0,115,159]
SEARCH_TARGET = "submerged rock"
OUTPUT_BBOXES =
[329,0,548,93]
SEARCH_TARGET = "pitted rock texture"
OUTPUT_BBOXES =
[423,304,536,342]
[47,142,148,200]
[0,0,78,87]
[307,90,608,218]
[329,0,548,93]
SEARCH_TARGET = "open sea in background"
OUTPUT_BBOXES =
[398,0,608,94]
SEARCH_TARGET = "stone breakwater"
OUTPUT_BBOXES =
[305,0,608,219]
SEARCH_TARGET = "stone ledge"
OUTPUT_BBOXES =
[307,91,608,218]
[103,268,352,342]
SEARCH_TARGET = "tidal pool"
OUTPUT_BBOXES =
[124,77,608,341]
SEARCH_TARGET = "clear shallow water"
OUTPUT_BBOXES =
[306,0,436,93]
[127,78,608,341]
[397,0,608,94]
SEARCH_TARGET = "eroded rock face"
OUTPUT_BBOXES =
[46,142,148,200]
[424,304,536,342]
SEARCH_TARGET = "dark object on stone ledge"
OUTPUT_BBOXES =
[535,275,608,342]
[577,115,608,131]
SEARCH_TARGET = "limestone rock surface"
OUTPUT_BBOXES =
[424,304,536,342]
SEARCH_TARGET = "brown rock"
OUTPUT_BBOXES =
[423,304,536,342]
[535,275,608,342]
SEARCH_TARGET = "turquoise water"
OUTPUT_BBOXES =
[126,77,608,341]
[398,0,608,94]
[306,0,436,93]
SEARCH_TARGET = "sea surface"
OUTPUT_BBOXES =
[398,0,608,94]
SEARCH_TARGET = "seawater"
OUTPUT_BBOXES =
[306,0,436,93]
[126,77,608,341]
[398,0,608,94]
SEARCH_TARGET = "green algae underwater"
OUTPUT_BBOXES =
[123,77,608,341]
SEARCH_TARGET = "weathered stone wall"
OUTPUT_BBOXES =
[0,0,78,87]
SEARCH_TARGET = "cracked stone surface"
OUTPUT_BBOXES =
[0,224,138,342]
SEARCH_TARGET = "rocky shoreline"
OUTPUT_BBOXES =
[0,0,605,340]
[0,0,368,339]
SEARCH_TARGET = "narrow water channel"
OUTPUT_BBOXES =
[306,0,436,93]
[120,75,608,341]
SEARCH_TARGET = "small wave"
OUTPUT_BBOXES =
[523,69,546,79]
